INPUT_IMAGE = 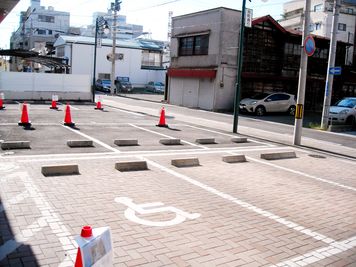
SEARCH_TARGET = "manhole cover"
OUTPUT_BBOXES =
[308,154,326,159]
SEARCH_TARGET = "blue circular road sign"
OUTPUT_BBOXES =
[304,35,316,57]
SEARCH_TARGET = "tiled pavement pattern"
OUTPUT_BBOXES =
[0,104,355,266]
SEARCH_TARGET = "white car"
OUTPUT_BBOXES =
[239,92,296,116]
[329,97,356,126]
[146,81,165,93]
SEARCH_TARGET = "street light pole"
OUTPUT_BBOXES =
[92,17,109,103]
[92,18,99,103]
[320,0,341,129]
[110,0,121,95]
[233,0,247,133]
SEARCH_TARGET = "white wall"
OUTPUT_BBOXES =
[0,72,91,100]
[69,43,166,87]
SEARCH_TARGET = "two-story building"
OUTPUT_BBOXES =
[168,7,241,110]
[168,7,355,112]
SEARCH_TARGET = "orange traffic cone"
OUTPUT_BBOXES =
[156,107,168,127]
[64,103,75,127]
[94,100,103,110]
[18,102,31,127]
[50,100,58,110]
[0,98,4,110]
[74,226,93,267]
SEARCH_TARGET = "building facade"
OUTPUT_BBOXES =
[168,8,241,110]
[80,12,144,40]
[279,0,356,65]
[54,36,166,87]
[10,0,70,71]
[168,7,356,112]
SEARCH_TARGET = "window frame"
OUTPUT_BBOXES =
[314,4,323,12]
[338,23,346,31]
[178,34,209,56]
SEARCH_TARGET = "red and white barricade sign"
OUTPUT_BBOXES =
[75,226,113,267]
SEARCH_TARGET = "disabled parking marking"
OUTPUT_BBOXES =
[140,156,335,244]
[0,216,48,261]
[61,124,120,153]
[271,235,356,267]
[115,197,200,227]
[245,156,356,192]
[129,123,209,149]
[0,190,30,213]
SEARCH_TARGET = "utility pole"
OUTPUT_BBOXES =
[321,0,341,129]
[110,0,121,95]
[293,0,311,145]
[232,0,247,133]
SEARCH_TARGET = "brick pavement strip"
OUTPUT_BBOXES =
[1,112,356,267]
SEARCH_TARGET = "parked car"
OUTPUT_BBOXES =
[95,79,111,93]
[145,81,165,93]
[115,76,132,93]
[329,97,356,126]
[240,92,296,116]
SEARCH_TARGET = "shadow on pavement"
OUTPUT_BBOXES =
[0,197,40,267]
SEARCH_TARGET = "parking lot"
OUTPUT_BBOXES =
[0,103,355,266]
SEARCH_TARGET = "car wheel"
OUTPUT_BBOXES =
[255,106,266,116]
[288,105,296,116]
[346,116,356,128]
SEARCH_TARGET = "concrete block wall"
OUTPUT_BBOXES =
[0,72,91,101]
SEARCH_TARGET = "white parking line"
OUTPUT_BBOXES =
[140,156,335,245]
[186,125,274,147]
[246,156,356,193]
[129,123,209,149]
[271,235,356,267]
[14,146,288,162]
[61,125,120,153]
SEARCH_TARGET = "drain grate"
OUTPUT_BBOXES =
[308,154,326,159]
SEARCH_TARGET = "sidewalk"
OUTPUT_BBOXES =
[104,95,356,159]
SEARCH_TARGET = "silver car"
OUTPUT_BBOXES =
[240,92,296,116]
[329,97,356,126]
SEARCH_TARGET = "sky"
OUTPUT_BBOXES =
[0,0,288,49]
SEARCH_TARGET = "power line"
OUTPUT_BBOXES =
[126,0,184,12]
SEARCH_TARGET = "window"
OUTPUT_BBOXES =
[314,4,323,12]
[48,30,52,35]
[179,34,209,56]
[338,23,346,31]
[267,94,290,101]
[284,43,301,55]
[37,29,46,35]
[38,15,54,23]
[141,50,162,68]
[57,47,65,57]
[315,23,321,30]
[346,8,353,14]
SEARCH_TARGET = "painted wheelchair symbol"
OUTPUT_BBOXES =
[115,197,200,227]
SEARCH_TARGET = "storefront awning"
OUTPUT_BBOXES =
[168,68,216,78]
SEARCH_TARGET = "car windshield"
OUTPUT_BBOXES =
[335,98,356,108]
[102,80,111,85]
[117,77,129,82]
[155,82,164,86]
[250,93,270,100]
